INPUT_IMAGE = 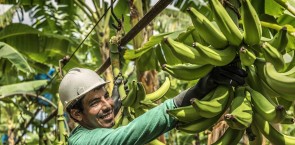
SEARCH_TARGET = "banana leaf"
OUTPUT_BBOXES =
[0,23,81,67]
[265,0,284,17]
[0,80,48,97]
[123,32,176,60]
[0,42,33,73]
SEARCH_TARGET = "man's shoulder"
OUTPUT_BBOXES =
[69,126,114,144]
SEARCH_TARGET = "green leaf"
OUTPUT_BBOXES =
[0,42,33,73]
[136,48,160,73]
[251,0,265,16]
[123,32,174,60]
[0,23,79,67]
[286,33,295,52]
[278,14,295,27]
[0,23,40,40]
[265,0,284,17]
[0,80,48,96]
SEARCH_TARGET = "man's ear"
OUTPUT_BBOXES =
[70,109,83,122]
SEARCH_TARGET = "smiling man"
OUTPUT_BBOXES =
[59,65,247,145]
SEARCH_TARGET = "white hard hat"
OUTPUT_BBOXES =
[58,68,110,110]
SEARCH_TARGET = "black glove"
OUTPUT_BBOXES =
[173,63,247,107]
[111,76,124,116]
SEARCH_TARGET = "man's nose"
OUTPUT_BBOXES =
[101,98,113,109]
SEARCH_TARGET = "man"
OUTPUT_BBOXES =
[58,64,247,145]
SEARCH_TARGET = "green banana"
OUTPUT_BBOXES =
[134,107,147,118]
[164,37,206,65]
[161,63,214,81]
[160,41,183,65]
[176,113,222,134]
[113,107,124,128]
[143,77,170,102]
[261,42,285,72]
[246,87,287,123]
[253,60,281,98]
[211,127,244,145]
[239,45,256,66]
[245,65,261,91]
[209,0,243,46]
[164,37,236,66]
[224,87,253,130]
[166,88,216,123]
[191,27,209,46]
[176,25,195,46]
[241,0,262,45]
[133,82,146,109]
[255,59,295,101]
[155,45,167,66]
[148,139,165,145]
[248,61,285,100]
[140,99,158,110]
[264,62,295,99]
[192,42,237,66]
[225,0,239,26]
[247,124,263,145]
[122,81,137,107]
[121,114,130,126]
[121,107,136,126]
[191,85,231,118]
[254,113,295,145]
[187,7,228,49]
[166,105,203,123]
[269,26,288,54]
[285,50,295,72]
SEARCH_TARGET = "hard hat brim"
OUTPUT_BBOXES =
[65,80,110,109]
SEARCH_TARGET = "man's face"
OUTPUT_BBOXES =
[79,87,115,129]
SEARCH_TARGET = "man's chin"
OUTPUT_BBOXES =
[102,120,115,128]
[100,118,115,128]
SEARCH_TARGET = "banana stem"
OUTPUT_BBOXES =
[57,100,67,144]
[274,0,295,16]
[260,21,295,33]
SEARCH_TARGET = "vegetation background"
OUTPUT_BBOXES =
[0,0,294,144]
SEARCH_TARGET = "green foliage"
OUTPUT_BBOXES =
[0,42,32,73]
[0,80,47,96]
[0,0,295,144]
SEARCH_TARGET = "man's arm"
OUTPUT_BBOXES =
[69,99,176,145]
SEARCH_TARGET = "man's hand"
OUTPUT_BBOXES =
[210,64,248,87]
[173,60,248,107]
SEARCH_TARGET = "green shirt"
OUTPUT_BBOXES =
[69,99,177,145]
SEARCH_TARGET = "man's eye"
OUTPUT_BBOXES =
[104,92,110,98]
[90,100,99,106]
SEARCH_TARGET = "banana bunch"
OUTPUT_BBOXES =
[114,77,171,128]
[159,0,263,77]
[118,0,295,144]
[224,87,253,130]
[168,85,234,134]
[160,0,295,144]
[191,85,232,118]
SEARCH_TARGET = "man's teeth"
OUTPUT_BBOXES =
[101,113,111,119]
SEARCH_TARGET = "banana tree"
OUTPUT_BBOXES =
[0,1,108,144]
